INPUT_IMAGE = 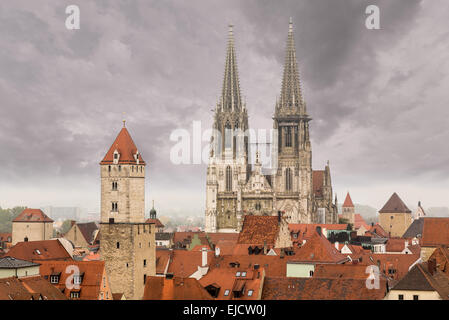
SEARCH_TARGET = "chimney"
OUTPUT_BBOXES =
[428,259,437,276]
[263,240,267,255]
[201,247,208,267]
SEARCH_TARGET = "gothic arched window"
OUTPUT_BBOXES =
[225,121,232,149]
[285,168,292,191]
[285,127,292,147]
[226,166,232,191]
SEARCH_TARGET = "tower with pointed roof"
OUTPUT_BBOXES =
[205,25,250,232]
[378,192,413,237]
[342,192,355,225]
[99,122,155,300]
[272,19,337,224]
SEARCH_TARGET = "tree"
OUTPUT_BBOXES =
[0,206,26,233]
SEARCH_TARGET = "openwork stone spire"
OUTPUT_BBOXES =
[278,18,305,115]
[221,24,242,111]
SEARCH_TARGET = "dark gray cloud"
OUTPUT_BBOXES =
[0,0,448,216]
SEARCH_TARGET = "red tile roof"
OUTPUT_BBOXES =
[100,127,145,165]
[13,209,53,223]
[365,223,388,238]
[237,216,279,245]
[156,249,172,274]
[146,218,164,229]
[166,249,214,278]
[39,260,109,300]
[357,252,420,282]
[7,240,73,262]
[354,214,370,231]
[262,276,387,300]
[291,232,348,264]
[422,218,449,247]
[314,263,378,280]
[209,254,291,278]
[343,192,354,208]
[143,276,211,300]
[379,192,411,213]
[199,264,265,300]
[289,223,348,246]
[0,276,67,300]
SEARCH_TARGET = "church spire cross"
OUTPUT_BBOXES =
[221,23,242,111]
[279,18,305,115]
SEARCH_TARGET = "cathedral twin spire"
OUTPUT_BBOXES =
[220,25,243,112]
[277,18,306,116]
[218,19,306,116]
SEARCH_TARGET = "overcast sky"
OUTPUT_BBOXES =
[0,0,448,218]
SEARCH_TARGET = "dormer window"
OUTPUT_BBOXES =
[50,273,61,284]
[113,150,120,164]
[74,273,84,285]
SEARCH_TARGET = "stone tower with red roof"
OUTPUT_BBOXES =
[378,192,412,238]
[342,192,355,225]
[99,122,155,300]
[11,209,54,245]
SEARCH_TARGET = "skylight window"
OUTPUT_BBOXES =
[236,271,241,277]
[247,290,254,297]
[241,272,247,277]
[224,290,230,296]
[35,249,41,255]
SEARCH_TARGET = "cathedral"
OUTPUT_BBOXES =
[205,19,338,233]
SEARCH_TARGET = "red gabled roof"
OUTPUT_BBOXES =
[0,276,67,300]
[7,240,73,262]
[354,214,370,231]
[100,127,145,165]
[343,192,354,208]
[291,232,348,264]
[13,209,53,223]
[39,260,109,300]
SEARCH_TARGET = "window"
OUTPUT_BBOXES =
[118,165,121,172]
[50,275,59,284]
[70,291,80,299]
[236,271,241,277]
[112,181,118,190]
[112,202,118,212]
[108,165,111,172]
[35,249,41,255]
[74,275,83,285]
[247,290,253,297]
[143,259,147,267]
[285,127,292,147]
[398,294,404,300]
[413,295,419,300]
[103,277,106,288]
[144,274,147,284]
[116,242,120,249]
[100,292,104,300]
[285,168,292,191]
[241,272,247,277]
[309,270,314,277]
[224,290,230,296]
[225,166,232,191]
[225,122,232,149]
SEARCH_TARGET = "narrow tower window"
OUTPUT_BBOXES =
[285,127,292,147]
[226,166,232,191]
[285,168,292,191]
[224,121,232,149]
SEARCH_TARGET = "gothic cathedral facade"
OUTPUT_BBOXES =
[205,20,338,232]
